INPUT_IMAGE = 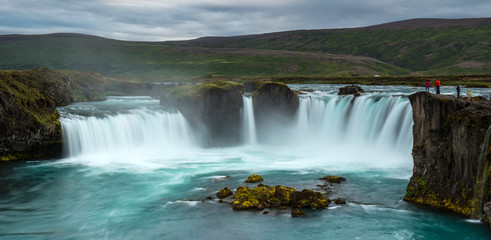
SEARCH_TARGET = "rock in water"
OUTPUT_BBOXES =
[160,81,244,147]
[338,85,364,96]
[290,189,331,209]
[483,201,491,227]
[404,91,491,219]
[252,82,299,142]
[253,82,299,120]
[291,208,306,217]
[245,174,264,183]
[216,187,233,199]
[319,176,347,183]
[334,198,347,204]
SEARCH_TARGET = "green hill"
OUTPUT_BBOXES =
[173,18,491,75]
[0,18,489,79]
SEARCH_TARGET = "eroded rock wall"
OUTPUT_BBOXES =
[405,92,491,221]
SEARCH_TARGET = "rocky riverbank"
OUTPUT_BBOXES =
[404,92,491,225]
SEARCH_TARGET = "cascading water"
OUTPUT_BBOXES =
[241,96,257,145]
[59,97,196,167]
[291,93,413,169]
[59,93,413,170]
[62,109,193,157]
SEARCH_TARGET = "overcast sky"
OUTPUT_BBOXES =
[0,0,489,41]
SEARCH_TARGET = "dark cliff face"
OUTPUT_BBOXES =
[405,91,491,222]
[160,81,244,147]
[0,68,73,160]
[252,82,299,143]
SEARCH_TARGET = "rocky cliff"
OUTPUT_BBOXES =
[252,82,299,142]
[160,81,244,146]
[0,68,73,160]
[404,92,491,224]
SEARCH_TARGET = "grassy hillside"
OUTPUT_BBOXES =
[0,34,410,78]
[0,18,489,78]
[175,18,491,74]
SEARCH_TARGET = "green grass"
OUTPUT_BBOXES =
[175,25,491,74]
[0,21,489,79]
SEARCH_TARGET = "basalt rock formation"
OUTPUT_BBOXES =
[252,82,299,142]
[0,68,73,160]
[338,84,364,97]
[404,92,491,225]
[160,81,244,146]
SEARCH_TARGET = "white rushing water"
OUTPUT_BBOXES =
[242,96,257,145]
[60,93,413,172]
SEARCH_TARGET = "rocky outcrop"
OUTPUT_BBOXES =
[217,176,333,217]
[338,85,364,96]
[404,92,491,222]
[243,80,266,93]
[252,82,299,142]
[245,174,264,183]
[0,68,73,160]
[160,81,244,146]
[253,82,299,119]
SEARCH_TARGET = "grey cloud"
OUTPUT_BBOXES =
[0,0,489,41]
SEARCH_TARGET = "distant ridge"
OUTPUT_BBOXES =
[363,17,491,29]
[0,18,489,77]
[186,18,491,43]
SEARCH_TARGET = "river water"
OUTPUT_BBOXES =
[0,85,489,239]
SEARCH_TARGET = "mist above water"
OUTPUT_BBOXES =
[59,91,413,173]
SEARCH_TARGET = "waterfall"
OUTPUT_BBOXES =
[293,94,413,155]
[242,96,257,145]
[61,109,194,158]
[59,93,413,169]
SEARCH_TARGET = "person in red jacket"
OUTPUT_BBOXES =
[435,80,441,94]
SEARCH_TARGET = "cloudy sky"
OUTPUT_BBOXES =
[0,0,489,41]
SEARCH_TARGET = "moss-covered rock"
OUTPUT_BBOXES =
[233,185,281,210]
[217,187,233,199]
[245,174,264,183]
[0,68,73,161]
[290,189,331,209]
[291,208,306,217]
[274,186,296,205]
[319,176,347,183]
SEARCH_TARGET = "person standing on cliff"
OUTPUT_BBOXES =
[467,89,472,101]
[425,80,431,92]
[456,84,461,99]
[435,80,441,94]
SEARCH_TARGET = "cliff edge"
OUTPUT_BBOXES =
[405,92,491,224]
[0,68,73,160]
